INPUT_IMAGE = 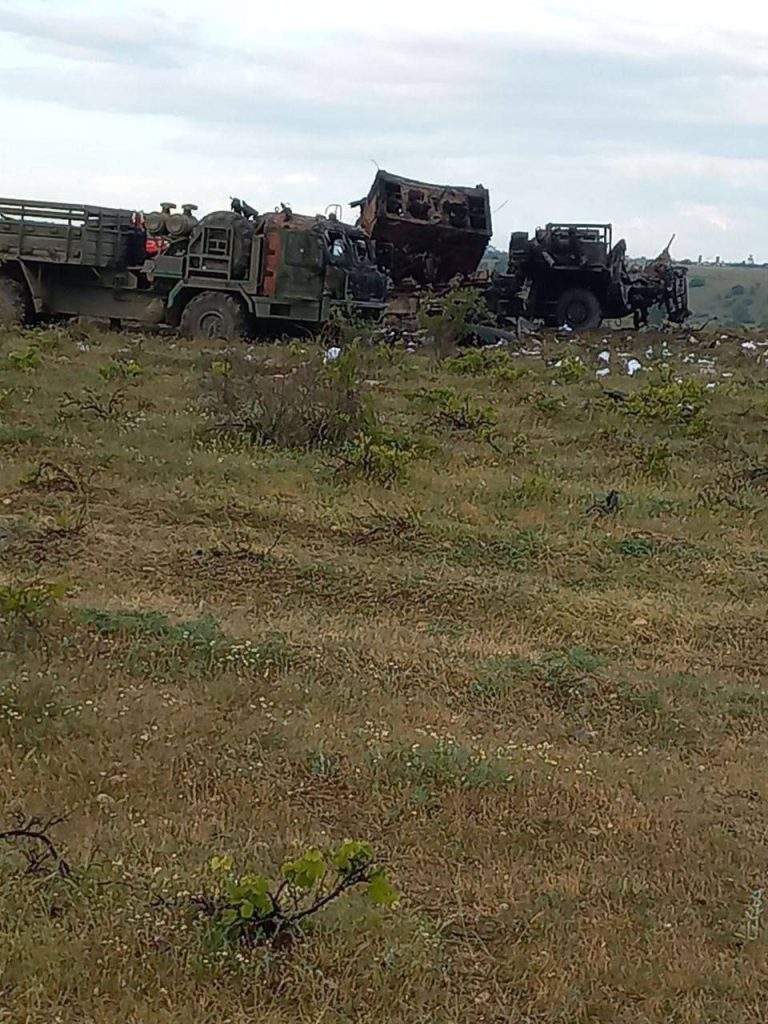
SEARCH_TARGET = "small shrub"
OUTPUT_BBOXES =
[201,348,375,451]
[98,359,143,382]
[0,581,65,628]
[420,387,498,440]
[617,536,655,557]
[334,431,414,486]
[6,348,41,372]
[442,348,528,385]
[622,369,709,433]
[418,287,489,358]
[550,354,587,384]
[200,841,397,947]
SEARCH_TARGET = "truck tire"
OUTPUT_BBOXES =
[555,288,602,331]
[0,274,31,328]
[180,292,246,341]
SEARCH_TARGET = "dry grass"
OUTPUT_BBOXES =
[2,322,768,1023]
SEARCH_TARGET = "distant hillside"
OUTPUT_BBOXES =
[683,264,768,326]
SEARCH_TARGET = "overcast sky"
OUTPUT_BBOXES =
[1,0,767,260]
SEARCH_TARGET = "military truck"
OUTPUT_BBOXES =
[486,223,689,330]
[351,171,492,314]
[0,196,386,338]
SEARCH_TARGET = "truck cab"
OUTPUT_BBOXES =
[0,196,387,339]
[489,222,689,330]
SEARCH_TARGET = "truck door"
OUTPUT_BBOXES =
[272,229,324,302]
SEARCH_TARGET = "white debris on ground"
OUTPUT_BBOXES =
[626,358,643,376]
[324,346,342,363]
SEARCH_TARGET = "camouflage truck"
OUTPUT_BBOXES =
[351,170,492,315]
[0,196,386,338]
[486,223,690,330]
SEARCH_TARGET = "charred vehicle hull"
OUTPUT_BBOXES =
[352,170,492,309]
[487,223,689,330]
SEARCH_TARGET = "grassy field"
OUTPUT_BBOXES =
[1,320,768,1023]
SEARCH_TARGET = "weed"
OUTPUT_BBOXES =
[6,347,41,372]
[442,348,528,385]
[449,528,543,569]
[98,358,143,382]
[529,389,567,416]
[0,580,65,628]
[383,739,510,788]
[201,348,375,450]
[504,473,560,507]
[471,655,537,701]
[617,536,656,557]
[417,287,489,358]
[78,609,291,678]
[633,439,673,480]
[59,385,127,420]
[550,354,587,384]
[199,841,397,947]
[622,369,710,433]
[350,502,422,545]
[334,431,414,486]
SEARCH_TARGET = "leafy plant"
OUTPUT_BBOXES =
[617,536,655,558]
[6,348,41,372]
[550,354,587,384]
[442,348,528,385]
[334,431,414,486]
[200,348,376,451]
[201,841,397,946]
[418,287,489,358]
[0,580,66,628]
[98,359,143,382]
[622,369,709,433]
[421,387,498,439]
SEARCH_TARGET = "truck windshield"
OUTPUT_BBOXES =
[328,235,347,263]
[352,238,372,264]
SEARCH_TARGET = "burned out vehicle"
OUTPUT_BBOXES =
[0,196,386,338]
[352,170,492,312]
[487,223,689,330]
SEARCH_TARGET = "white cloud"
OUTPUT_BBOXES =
[0,0,767,260]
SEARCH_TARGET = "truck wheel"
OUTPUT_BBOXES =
[556,288,602,331]
[0,275,31,328]
[180,292,246,341]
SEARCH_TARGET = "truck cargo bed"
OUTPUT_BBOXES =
[0,197,142,268]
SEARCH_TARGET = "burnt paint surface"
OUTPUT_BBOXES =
[353,170,492,288]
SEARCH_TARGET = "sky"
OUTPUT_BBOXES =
[0,0,767,261]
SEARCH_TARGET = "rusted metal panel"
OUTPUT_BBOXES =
[352,170,492,288]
